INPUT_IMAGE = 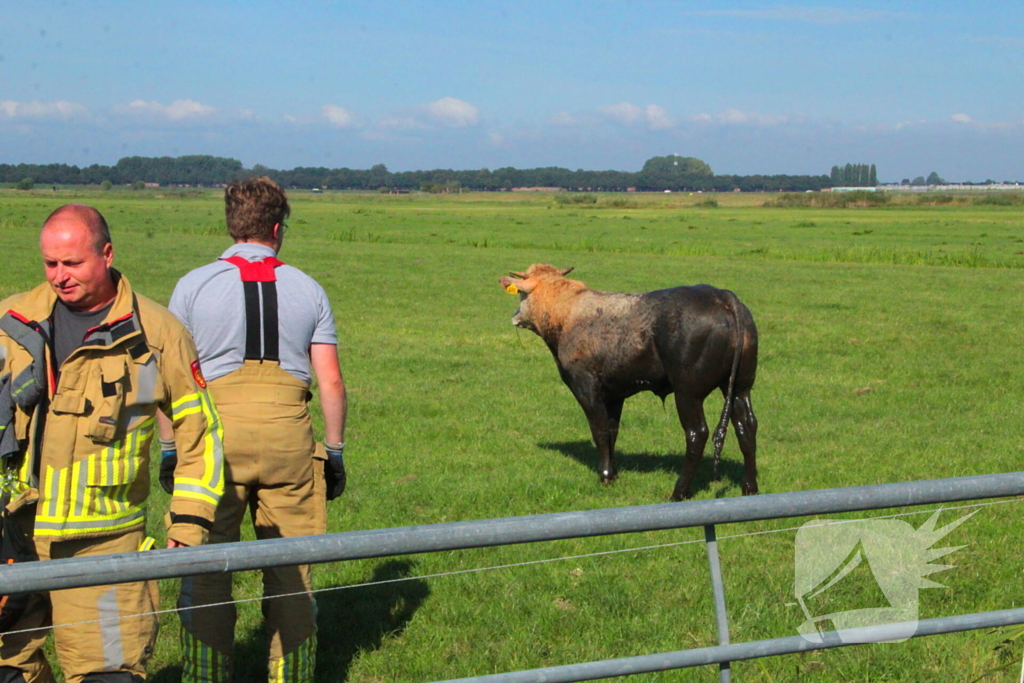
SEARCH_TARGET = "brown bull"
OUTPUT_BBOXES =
[499,264,759,500]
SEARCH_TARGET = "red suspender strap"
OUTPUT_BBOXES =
[221,256,285,362]
[223,256,283,282]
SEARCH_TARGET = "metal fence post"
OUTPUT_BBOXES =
[704,524,731,683]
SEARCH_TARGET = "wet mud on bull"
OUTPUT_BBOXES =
[499,264,758,501]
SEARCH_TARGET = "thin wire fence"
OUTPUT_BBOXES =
[5,496,1018,639]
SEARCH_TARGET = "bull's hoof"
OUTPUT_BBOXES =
[742,482,759,496]
[670,487,691,502]
[599,470,618,484]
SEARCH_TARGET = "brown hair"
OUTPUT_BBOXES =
[224,176,290,242]
[44,204,112,254]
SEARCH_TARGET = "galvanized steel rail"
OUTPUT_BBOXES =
[1,470,1022,682]
[428,607,1024,683]
[2,471,1021,594]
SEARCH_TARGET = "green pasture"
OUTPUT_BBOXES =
[2,189,1024,682]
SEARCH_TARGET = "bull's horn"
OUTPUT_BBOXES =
[559,267,575,276]
[509,270,527,278]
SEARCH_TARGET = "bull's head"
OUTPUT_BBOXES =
[498,264,575,332]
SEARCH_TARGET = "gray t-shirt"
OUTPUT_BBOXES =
[52,300,113,370]
[168,243,337,384]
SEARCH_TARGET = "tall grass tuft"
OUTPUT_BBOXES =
[602,197,640,209]
[974,192,1024,206]
[553,193,598,205]
[765,191,890,209]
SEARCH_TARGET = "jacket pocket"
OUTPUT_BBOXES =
[50,370,88,416]
[85,356,127,444]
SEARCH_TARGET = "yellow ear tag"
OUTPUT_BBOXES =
[506,284,519,295]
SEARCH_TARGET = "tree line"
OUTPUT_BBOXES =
[3,154,834,192]
[0,156,243,187]
[830,163,877,187]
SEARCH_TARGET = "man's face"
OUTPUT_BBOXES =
[40,219,115,311]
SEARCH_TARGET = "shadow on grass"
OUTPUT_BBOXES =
[539,440,748,498]
[312,559,430,682]
[152,559,429,683]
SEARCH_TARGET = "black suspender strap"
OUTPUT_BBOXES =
[241,281,263,360]
[223,256,285,363]
[261,281,280,362]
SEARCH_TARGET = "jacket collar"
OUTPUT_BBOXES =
[7,270,140,348]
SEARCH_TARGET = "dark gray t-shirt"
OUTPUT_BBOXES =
[52,300,113,370]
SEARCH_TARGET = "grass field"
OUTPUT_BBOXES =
[2,188,1024,682]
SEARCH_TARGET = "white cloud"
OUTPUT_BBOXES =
[488,132,505,145]
[322,104,356,128]
[599,102,643,125]
[599,102,675,130]
[951,113,973,123]
[425,97,479,127]
[113,99,217,121]
[237,108,255,120]
[691,108,789,127]
[0,100,88,121]
[282,114,298,123]
[645,104,674,130]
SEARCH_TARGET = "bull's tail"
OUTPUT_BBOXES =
[711,291,743,480]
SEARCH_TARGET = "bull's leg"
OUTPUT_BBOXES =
[731,390,759,495]
[603,397,625,483]
[580,399,620,484]
[569,377,621,484]
[671,395,709,501]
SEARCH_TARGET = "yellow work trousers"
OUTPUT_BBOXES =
[0,528,158,683]
[178,361,326,683]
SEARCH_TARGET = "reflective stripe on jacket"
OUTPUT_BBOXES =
[0,272,224,546]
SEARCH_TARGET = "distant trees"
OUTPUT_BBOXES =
[0,155,244,186]
[830,163,877,187]
[0,154,857,193]
[926,171,946,185]
[112,155,244,185]
[635,155,714,191]
[15,177,34,190]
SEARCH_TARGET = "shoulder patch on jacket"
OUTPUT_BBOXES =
[190,360,207,389]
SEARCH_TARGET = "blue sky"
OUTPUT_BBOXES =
[2,1,1022,181]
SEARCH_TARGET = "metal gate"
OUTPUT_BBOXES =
[2,471,1022,681]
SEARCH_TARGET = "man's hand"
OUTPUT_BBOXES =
[324,441,346,500]
[159,438,177,495]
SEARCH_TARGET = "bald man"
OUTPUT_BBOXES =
[0,205,224,683]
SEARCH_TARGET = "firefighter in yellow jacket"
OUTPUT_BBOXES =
[0,204,224,683]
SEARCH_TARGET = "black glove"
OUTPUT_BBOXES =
[323,442,346,501]
[159,439,177,495]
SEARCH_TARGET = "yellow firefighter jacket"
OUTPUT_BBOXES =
[0,271,223,547]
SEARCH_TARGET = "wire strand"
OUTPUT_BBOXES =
[4,496,1019,638]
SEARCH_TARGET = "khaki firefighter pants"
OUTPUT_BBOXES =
[0,528,158,683]
[178,361,326,683]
